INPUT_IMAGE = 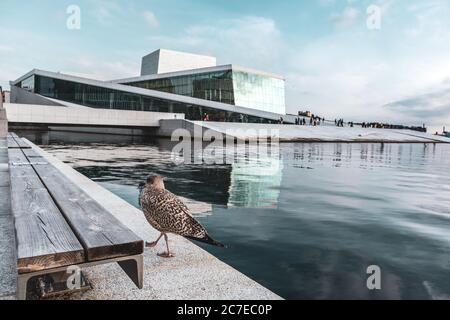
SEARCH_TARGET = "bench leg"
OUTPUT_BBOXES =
[16,255,144,299]
[17,274,31,300]
[117,255,144,289]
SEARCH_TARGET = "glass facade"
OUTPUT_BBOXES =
[18,75,35,91]
[232,71,285,114]
[21,75,278,123]
[123,69,286,115]
[126,70,235,106]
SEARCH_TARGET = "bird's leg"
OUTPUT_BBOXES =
[146,233,164,248]
[158,233,175,258]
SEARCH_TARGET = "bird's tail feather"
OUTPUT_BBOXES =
[185,234,226,248]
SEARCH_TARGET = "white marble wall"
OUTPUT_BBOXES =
[141,49,217,75]
[4,103,184,128]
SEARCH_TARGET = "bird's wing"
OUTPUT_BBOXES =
[142,189,208,238]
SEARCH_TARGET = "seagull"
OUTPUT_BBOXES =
[139,175,225,258]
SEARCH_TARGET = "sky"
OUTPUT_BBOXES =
[1,0,450,132]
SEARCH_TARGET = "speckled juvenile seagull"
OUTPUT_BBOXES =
[139,175,225,258]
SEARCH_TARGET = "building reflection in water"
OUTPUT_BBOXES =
[228,157,283,208]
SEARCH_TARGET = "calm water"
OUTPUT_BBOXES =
[21,130,450,300]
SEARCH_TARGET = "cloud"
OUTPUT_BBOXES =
[383,82,450,132]
[143,11,159,28]
[403,1,449,39]
[147,16,283,68]
[88,0,123,25]
[63,56,139,81]
[0,45,15,53]
[330,7,360,27]
[384,88,450,119]
[0,27,53,89]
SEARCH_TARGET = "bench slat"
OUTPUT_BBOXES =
[14,138,32,149]
[22,148,46,161]
[10,133,31,149]
[8,149,86,274]
[7,136,19,149]
[31,163,144,262]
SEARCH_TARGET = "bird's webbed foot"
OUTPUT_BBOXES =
[157,252,175,258]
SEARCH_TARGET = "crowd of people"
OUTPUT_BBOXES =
[361,122,427,132]
[335,119,345,127]
[293,114,325,126]
[361,122,388,129]
[202,111,427,133]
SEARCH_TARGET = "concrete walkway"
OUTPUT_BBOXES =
[0,138,16,300]
[159,120,450,143]
[23,139,282,300]
[198,122,450,143]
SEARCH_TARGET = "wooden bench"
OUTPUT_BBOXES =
[7,132,31,149]
[7,134,144,299]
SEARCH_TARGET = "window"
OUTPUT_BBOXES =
[20,76,35,92]
[30,75,277,123]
